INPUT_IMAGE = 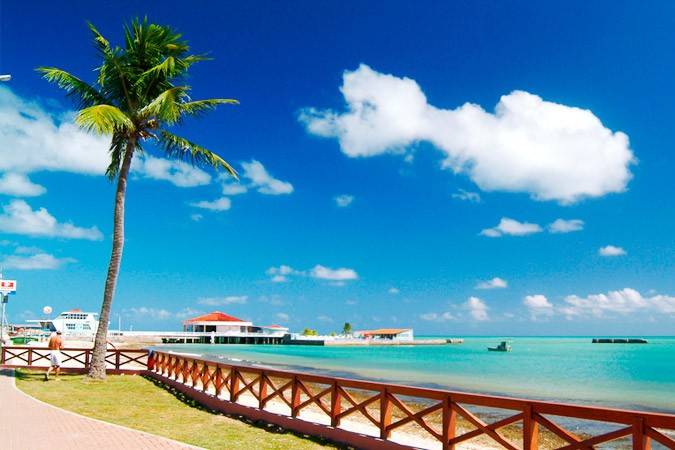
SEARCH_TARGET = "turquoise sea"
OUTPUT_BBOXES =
[159,337,675,413]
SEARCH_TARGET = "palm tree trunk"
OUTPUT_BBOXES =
[88,139,135,379]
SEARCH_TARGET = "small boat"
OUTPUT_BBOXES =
[10,336,38,345]
[488,341,511,352]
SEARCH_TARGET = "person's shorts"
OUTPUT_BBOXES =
[50,351,62,367]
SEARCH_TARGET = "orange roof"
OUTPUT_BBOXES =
[359,328,410,336]
[184,311,246,323]
[68,308,82,312]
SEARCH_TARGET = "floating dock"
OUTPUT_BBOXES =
[592,338,648,344]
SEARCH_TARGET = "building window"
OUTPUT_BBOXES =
[66,323,76,330]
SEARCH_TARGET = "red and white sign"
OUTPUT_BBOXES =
[0,280,16,292]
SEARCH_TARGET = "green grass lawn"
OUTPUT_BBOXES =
[15,370,340,450]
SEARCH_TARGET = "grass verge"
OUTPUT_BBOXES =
[15,370,340,450]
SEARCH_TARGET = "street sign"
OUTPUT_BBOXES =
[0,280,16,293]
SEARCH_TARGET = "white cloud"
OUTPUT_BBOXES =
[420,311,455,322]
[0,87,109,176]
[266,264,358,283]
[190,197,232,211]
[0,88,218,190]
[266,265,302,283]
[310,264,359,281]
[124,306,207,321]
[452,189,481,203]
[476,277,508,290]
[0,200,103,240]
[221,181,248,196]
[174,307,204,319]
[466,296,489,321]
[599,245,626,257]
[548,219,584,234]
[0,173,46,197]
[276,312,290,322]
[124,307,173,321]
[480,217,542,237]
[334,194,354,207]
[241,160,293,195]
[300,64,634,204]
[388,287,400,295]
[191,160,293,213]
[133,155,211,187]
[190,213,203,222]
[523,294,554,319]
[317,315,333,323]
[559,288,675,318]
[197,295,248,306]
[1,252,75,270]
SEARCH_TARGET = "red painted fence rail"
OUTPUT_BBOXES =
[3,346,674,449]
[0,346,148,374]
[145,351,675,450]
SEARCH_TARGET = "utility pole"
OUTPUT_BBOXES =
[0,267,4,347]
[0,293,7,347]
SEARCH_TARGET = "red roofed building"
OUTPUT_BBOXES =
[183,311,252,333]
[353,328,414,341]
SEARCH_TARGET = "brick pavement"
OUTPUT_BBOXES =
[0,369,200,450]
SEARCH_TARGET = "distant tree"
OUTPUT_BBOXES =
[39,19,237,379]
[342,322,353,335]
[302,328,318,336]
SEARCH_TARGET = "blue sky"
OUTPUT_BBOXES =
[0,1,673,334]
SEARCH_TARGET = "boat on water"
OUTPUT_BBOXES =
[488,341,511,352]
[26,309,99,337]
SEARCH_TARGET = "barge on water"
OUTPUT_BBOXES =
[592,338,648,344]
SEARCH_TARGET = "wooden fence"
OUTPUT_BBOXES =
[3,346,674,449]
[0,346,148,374]
[147,350,675,450]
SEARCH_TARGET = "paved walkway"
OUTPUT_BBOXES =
[0,370,199,449]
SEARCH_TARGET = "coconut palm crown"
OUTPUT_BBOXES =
[38,18,238,379]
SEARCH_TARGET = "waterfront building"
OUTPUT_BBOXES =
[353,328,414,341]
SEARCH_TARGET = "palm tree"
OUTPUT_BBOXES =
[38,19,238,379]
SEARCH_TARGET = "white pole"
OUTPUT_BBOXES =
[0,294,6,347]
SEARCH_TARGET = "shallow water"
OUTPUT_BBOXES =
[157,336,675,413]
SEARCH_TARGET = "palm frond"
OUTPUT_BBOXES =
[36,67,108,108]
[139,86,190,124]
[179,98,239,117]
[134,54,208,94]
[158,130,237,178]
[76,104,135,135]
[87,22,113,56]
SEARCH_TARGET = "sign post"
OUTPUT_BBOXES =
[0,279,16,349]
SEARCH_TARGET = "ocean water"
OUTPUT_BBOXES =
[158,336,675,413]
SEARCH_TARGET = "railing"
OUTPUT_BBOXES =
[148,350,675,450]
[0,346,148,374]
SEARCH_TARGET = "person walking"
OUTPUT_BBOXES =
[45,331,64,381]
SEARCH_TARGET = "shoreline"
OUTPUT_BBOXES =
[159,346,675,416]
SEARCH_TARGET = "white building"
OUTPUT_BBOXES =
[183,311,253,333]
[180,311,289,344]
